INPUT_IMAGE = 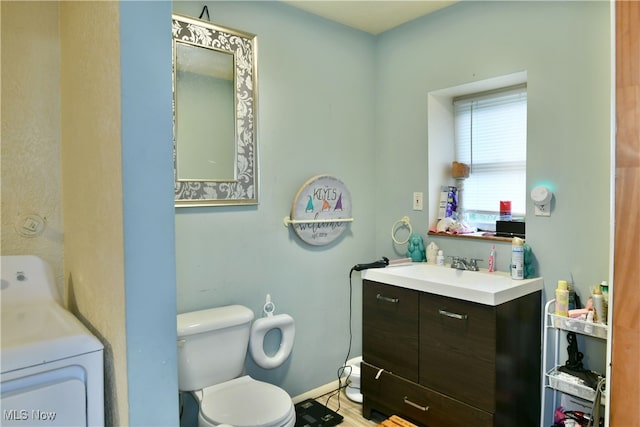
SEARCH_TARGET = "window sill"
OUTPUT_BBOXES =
[428,231,514,243]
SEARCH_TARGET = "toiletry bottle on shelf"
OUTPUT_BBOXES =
[488,245,495,272]
[511,237,524,280]
[555,280,569,317]
[585,311,594,334]
[600,280,609,301]
[592,286,605,324]
[600,281,609,323]
[567,281,577,310]
[436,250,444,266]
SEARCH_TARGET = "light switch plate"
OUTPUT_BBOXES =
[413,192,423,211]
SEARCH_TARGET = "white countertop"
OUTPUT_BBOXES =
[362,263,543,306]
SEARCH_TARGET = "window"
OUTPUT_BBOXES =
[453,85,527,230]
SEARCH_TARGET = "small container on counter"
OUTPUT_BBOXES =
[488,245,496,273]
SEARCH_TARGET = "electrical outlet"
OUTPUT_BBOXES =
[23,217,40,231]
[413,192,423,211]
[534,204,551,217]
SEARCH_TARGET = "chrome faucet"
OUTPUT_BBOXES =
[450,257,482,271]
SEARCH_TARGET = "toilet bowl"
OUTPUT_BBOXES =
[177,304,296,427]
[195,376,296,427]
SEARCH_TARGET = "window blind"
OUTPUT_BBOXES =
[454,85,527,215]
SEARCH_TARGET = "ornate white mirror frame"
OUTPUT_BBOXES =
[172,14,258,207]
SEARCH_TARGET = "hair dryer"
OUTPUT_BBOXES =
[352,257,389,272]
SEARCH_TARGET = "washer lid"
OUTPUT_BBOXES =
[200,376,293,427]
[1,302,103,374]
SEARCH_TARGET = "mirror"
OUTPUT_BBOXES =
[172,14,258,206]
[175,43,235,181]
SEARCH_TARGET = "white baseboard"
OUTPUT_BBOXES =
[292,379,341,404]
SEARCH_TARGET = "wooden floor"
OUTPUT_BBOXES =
[313,388,384,427]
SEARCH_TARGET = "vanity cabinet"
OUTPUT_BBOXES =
[362,279,541,427]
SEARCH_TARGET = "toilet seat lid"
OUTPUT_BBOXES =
[200,376,294,427]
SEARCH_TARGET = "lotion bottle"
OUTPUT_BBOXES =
[555,280,569,317]
[436,250,444,266]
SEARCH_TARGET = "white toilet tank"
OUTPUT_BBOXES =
[177,305,254,392]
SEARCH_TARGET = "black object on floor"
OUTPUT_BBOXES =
[294,399,344,427]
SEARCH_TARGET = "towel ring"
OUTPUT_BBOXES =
[391,216,412,245]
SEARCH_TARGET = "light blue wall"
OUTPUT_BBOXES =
[172,0,611,410]
[375,2,611,303]
[173,0,378,399]
[120,2,179,425]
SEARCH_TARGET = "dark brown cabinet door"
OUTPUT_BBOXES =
[419,293,496,413]
[362,280,419,382]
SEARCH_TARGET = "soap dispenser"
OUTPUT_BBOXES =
[436,250,445,266]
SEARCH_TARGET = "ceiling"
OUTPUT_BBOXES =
[282,1,457,35]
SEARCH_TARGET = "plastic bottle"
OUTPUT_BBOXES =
[555,280,569,317]
[488,245,496,273]
[511,237,524,280]
[592,286,605,324]
[600,280,609,305]
[600,281,609,323]
[567,281,577,310]
[436,250,444,266]
[600,280,609,301]
[426,242,439,264]
[584,311,594,334]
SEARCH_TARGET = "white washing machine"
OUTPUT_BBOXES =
[1,255,104,426]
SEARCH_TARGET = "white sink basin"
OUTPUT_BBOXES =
[361,263,543,306]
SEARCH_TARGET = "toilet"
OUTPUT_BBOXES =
[177,305,296,427]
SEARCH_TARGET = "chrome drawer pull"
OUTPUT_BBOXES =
[376,293,399,303]
[438,309,468,320]
[403,396,429,412]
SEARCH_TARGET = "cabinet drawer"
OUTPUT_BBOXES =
[362,361,493,427]
[363,281,419,382]
[420,293,496,412]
